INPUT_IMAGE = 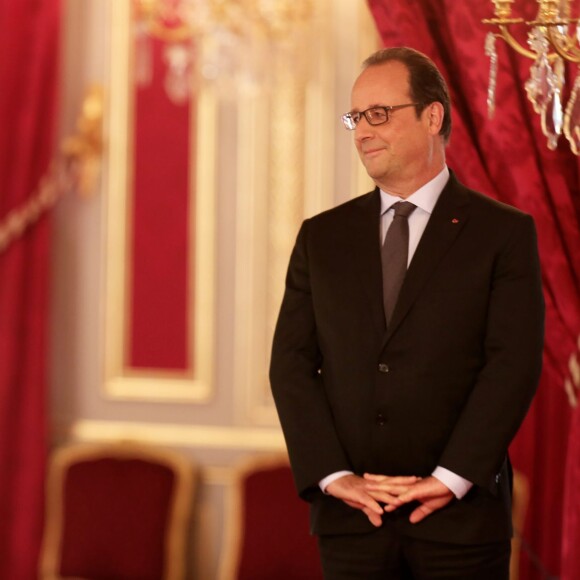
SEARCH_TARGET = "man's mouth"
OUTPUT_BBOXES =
[362,147,384,157]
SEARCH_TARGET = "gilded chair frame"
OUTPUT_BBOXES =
[217,453,295,580]
[39,440,194,580]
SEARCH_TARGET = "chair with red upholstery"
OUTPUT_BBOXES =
[218,453,323,580]
[39,440,194,580]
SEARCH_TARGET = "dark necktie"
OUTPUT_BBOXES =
[382,201,417,325]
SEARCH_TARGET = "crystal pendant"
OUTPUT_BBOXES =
[564,72,580,156]
[525,56,557,114]
[542,93,563,150]
[163,42,192,104]
[485,32,498,119]
[525,28,557,114]
[540,57,565,150]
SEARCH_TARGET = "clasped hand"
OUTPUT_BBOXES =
[325,473,454,527]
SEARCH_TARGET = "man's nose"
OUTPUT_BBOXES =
[354,116,375,141]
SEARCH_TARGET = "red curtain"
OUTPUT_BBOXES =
[366,1,580,579]
[0,0,61,577]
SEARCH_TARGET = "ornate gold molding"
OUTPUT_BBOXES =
[61,85,105,197]
[67,419,286,451]
[0,86,104,254]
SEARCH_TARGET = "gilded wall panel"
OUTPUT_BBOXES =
[104,0,216,403]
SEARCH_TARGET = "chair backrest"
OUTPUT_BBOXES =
[40,440,193,580]
[510,469,530,580]
[219,454,323,580]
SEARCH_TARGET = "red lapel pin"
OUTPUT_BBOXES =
[451,218,459,224]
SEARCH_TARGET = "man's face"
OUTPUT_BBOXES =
[350,60,439,193]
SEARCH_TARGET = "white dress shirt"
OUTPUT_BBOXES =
[319,166,473,500]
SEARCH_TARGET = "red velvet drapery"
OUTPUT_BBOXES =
[366,1,580,579]
[0,0,61,576]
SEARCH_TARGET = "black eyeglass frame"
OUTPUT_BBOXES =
[341,103,422,131]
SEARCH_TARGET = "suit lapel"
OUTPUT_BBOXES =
[345,188,386,337]
[382,174,471,345]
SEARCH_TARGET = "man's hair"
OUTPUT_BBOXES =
[363,47,452,143]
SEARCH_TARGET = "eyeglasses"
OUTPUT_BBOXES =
[341,103,421,130]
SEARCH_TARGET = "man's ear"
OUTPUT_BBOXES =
[427,102,445,136]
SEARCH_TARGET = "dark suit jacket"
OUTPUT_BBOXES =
[270,171,544,545]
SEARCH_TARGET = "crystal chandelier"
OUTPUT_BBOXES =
[483,0,580,154]
[134,0,312,104]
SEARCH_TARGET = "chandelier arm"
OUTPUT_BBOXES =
[545,26,580,63]
[563,83,580,156]
[496,25,539,59]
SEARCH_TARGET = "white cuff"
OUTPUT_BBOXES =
[432,466,473,499]
[319,470,353,493]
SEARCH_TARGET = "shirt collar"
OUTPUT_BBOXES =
[380,166,449,216]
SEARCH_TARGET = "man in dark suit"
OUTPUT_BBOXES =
[269,47,544,579]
